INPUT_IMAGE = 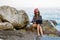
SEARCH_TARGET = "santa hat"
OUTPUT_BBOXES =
[34,8,39,14]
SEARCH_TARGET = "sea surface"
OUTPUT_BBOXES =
[34,36,60,40]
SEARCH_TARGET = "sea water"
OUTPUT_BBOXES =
[34,36,60,40]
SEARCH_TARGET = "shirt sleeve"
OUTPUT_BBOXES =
[31,16,36,23]
[39,16,42,20]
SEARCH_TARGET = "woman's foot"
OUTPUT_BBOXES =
[41,35,46,37]
[41,35,43,37]
[37,34,40,37]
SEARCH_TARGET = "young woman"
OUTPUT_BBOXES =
[32,8,43,36]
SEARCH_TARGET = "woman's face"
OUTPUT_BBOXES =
[34,8,40,16]
[36,12,39,15]
[35,10,39,15]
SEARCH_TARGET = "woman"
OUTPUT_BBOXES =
[32,8,43,36]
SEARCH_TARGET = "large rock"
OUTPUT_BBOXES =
[42,20,58,36]
[42,20,60,37]
[42,20,57,32]
[0,22,13,30]
[26,20,60,37]
[0,6,29,28]
[0,30,23,40]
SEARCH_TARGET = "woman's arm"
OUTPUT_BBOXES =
[31,16,36,23]
[40,15,42,20]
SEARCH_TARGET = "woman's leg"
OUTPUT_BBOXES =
[32,24,37,28]
[37,24,40,36]
[39,24,43,36]
[31,24,37,32]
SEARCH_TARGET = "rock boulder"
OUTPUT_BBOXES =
[0,6,29,29]
[0,22,13,30]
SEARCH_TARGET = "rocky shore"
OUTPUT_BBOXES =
[0,6,60,40]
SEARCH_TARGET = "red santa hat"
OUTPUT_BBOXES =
[34,8,39,14]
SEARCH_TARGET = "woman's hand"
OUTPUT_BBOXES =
[34,22,36,24]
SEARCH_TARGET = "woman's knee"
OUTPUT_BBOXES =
[39,25,43,30]
[37,24,42,28]
[32,24,37,28]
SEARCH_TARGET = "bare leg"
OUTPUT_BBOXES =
[39,24,43,36]
[31,24,37,31]
[32,24,37,28]
[37,24,40,36]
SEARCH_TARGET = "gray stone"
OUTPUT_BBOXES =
[0,22,13,30]
[0,6,29,28]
